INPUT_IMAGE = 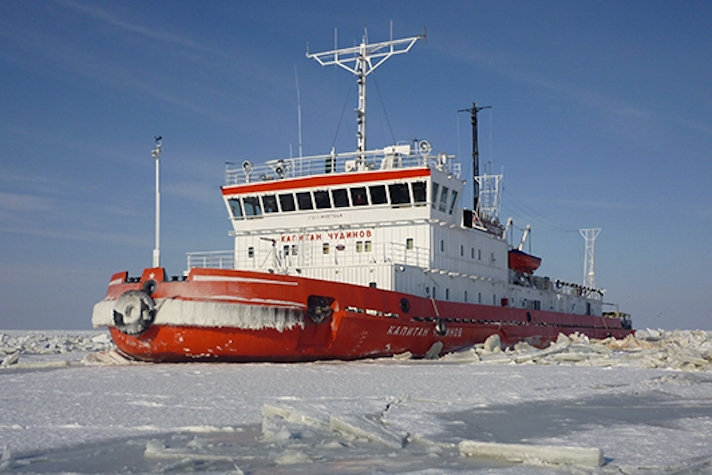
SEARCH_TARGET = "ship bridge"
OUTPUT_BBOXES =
[213,142,480,282]
[221,142,461,230]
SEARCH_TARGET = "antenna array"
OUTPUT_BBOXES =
[307,28,424,165]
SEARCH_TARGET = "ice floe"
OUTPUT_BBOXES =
[439,329,712,371]
[0,330,115,371]
[3,328,712,372]
[0,331,113,360]
[2,328,712,474]
[459,440,603,467]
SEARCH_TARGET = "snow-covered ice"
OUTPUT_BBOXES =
[1,329,712,474]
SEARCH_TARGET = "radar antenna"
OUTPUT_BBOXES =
[307,26,424,167]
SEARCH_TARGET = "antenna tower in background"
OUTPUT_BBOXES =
[579,228,601,288]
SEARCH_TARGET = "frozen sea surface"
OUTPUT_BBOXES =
[1,329,712,474]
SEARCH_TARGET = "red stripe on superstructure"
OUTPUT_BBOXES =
[221,167,431,196]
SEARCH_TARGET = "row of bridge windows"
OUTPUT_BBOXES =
[227,180,458,219]
[228,181,427,219]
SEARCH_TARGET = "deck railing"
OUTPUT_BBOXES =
[187,242,431,273]
[185,241,506,280]
[224,146,461,186]
[185,245,603,301]
[186,251,235,270]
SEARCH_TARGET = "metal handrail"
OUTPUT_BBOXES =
[225,147,461,186]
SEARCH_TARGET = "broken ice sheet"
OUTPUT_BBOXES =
[3,330,712,474]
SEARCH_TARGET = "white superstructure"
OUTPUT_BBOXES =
[186,31,604,318]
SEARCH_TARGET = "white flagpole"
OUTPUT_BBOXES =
[151,137,162,268]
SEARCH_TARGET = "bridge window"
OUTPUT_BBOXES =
[406,238,414,250]
[262,195,278,213]
[439,187,449,212]
[365,240,372,252]
[314,190,331,209]
[350,187,368,206]
[296,192,313,210]
[228,198,243,220]
[243,196,262,217]
[356,241,363,253]
[369,185,388,205]
[449,190,459,214]
[279,193,295,212]
[332,188,350,208]
[389,183,411,205]
[412,181,427,204]
[431,183,439,209]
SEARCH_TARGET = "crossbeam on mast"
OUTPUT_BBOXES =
[307,29,424,165]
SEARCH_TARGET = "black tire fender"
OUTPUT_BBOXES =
[307,295,333,324]
[112,290,156,336]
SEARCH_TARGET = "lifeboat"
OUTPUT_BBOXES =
[508,249,542,274]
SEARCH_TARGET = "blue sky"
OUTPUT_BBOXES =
[1,1,710,330]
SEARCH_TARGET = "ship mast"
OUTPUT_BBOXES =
[459,103,490,211]
[307,28,424,166]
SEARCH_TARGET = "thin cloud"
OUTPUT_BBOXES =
[451,46,650,122]
[57,0,205,53]
[1,2,238,121]
[164,181,223,206]
[0,221,148,247]
[555,198,634,211]
[0,191,55,213]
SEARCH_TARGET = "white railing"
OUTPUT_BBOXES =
[186,241,501,277]
[225,146,461,186]
[186,251,235,271]
[186,242,431,273]
[184,246,603,302]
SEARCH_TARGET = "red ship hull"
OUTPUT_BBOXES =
[94,267,632,362]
